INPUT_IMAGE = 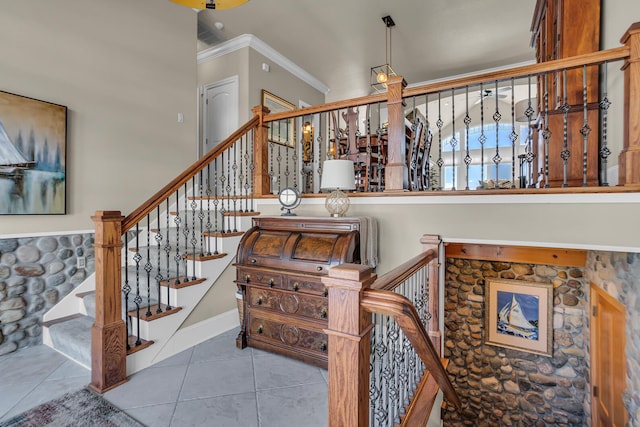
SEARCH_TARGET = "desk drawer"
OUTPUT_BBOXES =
[248,287,327,322]
[247,314,328,356]
[284,275,326,296]
[236,268,283,288]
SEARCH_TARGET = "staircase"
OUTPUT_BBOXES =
[42,202,258,375]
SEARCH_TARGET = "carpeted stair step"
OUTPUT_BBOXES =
[81,292,160,319]
[47,314,94,368]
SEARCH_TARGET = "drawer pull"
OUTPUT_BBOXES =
[293,283,299,292]
[257,325,263,334]
[257,298,263,306]
[320,343,327,352]
[316,266,323,271]
[268,279,275,287]
[251,258,257,264]
[322,289,328,297]
[321,309,327,319]
[244,275,250,283]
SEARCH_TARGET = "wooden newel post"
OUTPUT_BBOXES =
[252,105,272,196]
[384,75,409,192]
[89,211,127,393]
[323,264,377,427]
[619,22,640,186]
[421,234,442,355]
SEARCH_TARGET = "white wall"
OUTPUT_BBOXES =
[0,0,198,235]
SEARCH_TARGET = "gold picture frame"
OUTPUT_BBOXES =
[485,278,553,356]
[261,90,295,147]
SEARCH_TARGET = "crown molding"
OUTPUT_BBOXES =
[197,34,330,95]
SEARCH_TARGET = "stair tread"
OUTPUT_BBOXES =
[48,315,94,367]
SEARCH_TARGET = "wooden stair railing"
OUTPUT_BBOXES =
[324,235,460,427]
[90,111,264,393]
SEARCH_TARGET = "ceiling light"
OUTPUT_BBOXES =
[169,0,250,10]
[370,15,397,93]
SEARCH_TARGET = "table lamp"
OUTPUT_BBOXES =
[320,159,356,217]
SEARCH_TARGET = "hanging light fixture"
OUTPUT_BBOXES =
[169,0,249,10]
[370,15,397,93]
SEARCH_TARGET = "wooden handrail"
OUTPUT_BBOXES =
[261,45,630,125]
[122,115,259,232]
[404,45,630,97]
[370,248,437,291]
[361,289,462,410]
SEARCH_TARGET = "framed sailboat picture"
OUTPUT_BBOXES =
[485,279,553,356]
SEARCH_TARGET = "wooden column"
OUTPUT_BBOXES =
[252,105,272,195]
[89,211,127,394]
[323,264,377,427]
[384,75,409,191]
[421,234,442,355]
[619,22,640,186]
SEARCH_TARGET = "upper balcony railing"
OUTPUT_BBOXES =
[256,22,640,196]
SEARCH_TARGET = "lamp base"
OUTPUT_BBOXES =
[325,189,350,217]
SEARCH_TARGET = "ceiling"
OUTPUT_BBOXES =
[196,0,537,101]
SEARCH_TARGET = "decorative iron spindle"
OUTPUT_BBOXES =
[213,157,220,254]
[479,83,486,186]
[560,69,571,187]
[425,94,431,191]
[436,92,444,190]
[509,78,518,189]
[190,178,198,280]
[464,87,472,190]
[205,165,213,255]
[173,191,181,285]
[581,65,591,187]
[164,198,173,309]
[492,80,502,189]
[238,134,245,212]
[249,129,256,211]
[145,215,152,317]
[232,143,238,233]
[450,89,457,190]
[525,74,536,187]
[600,61,611,186]
[122,238,131,350]
[198,171,205,257]
[543,73,551,188]
[155,206,163,314]
[133,223,142,346]
[182,183,190,280]
[225,147,233,233]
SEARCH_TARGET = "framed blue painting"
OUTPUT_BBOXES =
[0,91,67,214]
[485,279,553,356]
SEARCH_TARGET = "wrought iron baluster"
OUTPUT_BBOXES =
[425,94,431,191]
[464,87,472,190]
[213,157,220,254]
[164,198,172,310]
[219,151,227,234]
[198,171,205,257]
[510,78,518,189]
[155,206,163,314]
[190,178,198,280]
[543,72,551,188]
[479,83,486,186]
[560,69,571,187]
[492,80,502,189]
[436,92,444,190]
[173,191,181,285]
[600,61,611,186]
[225,147,233,233]
[145,214,152,317]
[249,128,256,211]
[238,134,245,212]
[581,65,591,187]
[277,138,282,194]
[525,74,536,187]
[182,183,190,280]
[450,88,457,190]
[232,142,238,232]
[205,165,212,255]
[122,235,131,350]
[133,223,142,346]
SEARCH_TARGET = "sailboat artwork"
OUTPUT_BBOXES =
[496,291,539,340]
[0,91,66,215]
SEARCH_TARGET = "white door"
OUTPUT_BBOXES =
[202,76,239,156]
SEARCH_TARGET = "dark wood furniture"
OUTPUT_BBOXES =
[234,216,362,368]
[531,0,601,187]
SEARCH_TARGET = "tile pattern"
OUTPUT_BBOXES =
[0,327,328,427]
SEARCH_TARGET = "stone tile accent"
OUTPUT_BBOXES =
[0,233,94,356]
[443,258,586,426]
[585,251,640,425]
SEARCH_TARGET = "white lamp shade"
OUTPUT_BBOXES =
[321,160,356,190]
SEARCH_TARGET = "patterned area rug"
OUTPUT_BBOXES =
[0,388,144,427]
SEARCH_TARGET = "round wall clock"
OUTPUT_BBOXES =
[278,187,301,216]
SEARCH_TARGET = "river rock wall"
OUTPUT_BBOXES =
[0,233,94,355]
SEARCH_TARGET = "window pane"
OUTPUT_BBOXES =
[442,132,460,152]
[487,163,512,180]
[467,124,524,150]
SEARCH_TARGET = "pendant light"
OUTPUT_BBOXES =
[370,15,397,93]
[169,0,249,10]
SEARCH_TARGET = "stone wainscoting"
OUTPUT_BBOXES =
[0,233,94,356]
[443,258,587,426]
[585,251,640,425]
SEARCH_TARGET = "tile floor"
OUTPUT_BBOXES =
[0,327,328,426]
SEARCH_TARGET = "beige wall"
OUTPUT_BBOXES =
[0,0,198,235]
[248,50,325,109]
